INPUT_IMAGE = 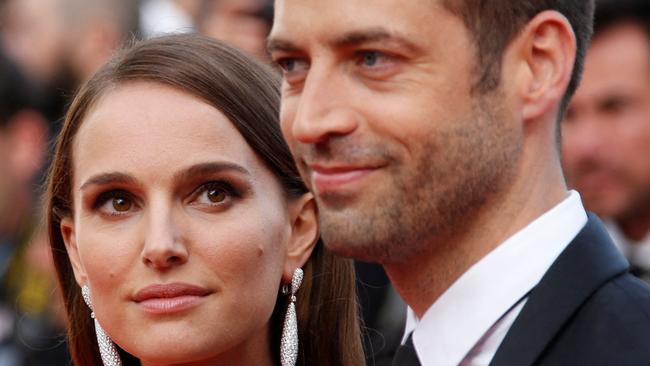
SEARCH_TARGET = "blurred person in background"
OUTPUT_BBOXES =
[562,0,650,281]
[139,0,201,37]
[0,47,68,366]
[197,0,272,60]
[1,0,139,124]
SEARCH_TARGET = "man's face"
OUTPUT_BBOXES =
[1,0,69,86]
[562,22,650,220]
[0,129,18,232]
[200,0,271,59]
[269,0,522,263]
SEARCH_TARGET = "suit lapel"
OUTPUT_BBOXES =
[489,214,629,366]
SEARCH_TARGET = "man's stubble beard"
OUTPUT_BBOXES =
[316,94,523,264]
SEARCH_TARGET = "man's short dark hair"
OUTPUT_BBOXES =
[593,0,650,39]
[443,0,595,114]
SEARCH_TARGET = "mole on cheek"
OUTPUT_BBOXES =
[256,246,265,258]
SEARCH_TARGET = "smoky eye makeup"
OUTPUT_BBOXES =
[78,162,256,216]
[175,162,255,203]
[187,179,245,208]
[79,172,141,214]
[86,188,140,217]
[93,189,132,209]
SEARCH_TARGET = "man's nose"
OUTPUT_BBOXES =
[286,64,360,144]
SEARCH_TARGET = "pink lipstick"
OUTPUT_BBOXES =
[133,283,212,314]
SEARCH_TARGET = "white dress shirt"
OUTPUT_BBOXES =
[402,191,588,366]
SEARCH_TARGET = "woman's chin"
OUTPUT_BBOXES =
[129,345,220,366]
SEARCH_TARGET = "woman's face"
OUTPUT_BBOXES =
[61,82,317,365]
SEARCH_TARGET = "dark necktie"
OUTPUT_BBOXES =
[391,333,422,366]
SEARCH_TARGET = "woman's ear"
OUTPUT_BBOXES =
[60,217,88,286]
[282,193,319,283]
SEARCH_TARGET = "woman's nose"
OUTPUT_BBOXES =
[140,207,189,271]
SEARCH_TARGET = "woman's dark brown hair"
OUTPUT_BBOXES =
[45,34,364,366]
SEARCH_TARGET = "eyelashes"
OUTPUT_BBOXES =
[93,189,135,215]
[189,181,243,207]
[90,180,245,217]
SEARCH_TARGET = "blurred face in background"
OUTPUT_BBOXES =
[1,0,71,86]
[61,82,315,364]
[0,128,16,228]
[2,0,134,90]
[562,22,650,220]
[0,112,47,234]
[199,0,271,59]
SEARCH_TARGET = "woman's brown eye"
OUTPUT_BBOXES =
[112,196,132,211]
[207,189,226,203]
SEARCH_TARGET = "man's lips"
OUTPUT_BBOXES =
[308,164,382,193]
[133,283,213,314]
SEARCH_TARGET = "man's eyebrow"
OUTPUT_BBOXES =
[267,38,302,55]
[172,162,252,182]
[80,172,138,191]
[332,29,419,52]
[267,28,420,55]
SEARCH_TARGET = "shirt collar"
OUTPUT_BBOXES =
[403,191,588,366]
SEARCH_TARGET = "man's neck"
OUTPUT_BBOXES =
[384,156,568,317]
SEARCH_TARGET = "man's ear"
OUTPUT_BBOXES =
[60,217,88,286]
[282,193,319,283]
[515,10,577,121]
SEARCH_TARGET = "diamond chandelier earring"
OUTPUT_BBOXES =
[280,268,304,366]
[81,285,123,366]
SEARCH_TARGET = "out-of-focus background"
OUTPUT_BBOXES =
[0,0,649,365]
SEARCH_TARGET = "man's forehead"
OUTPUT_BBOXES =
[271,0,378,38]
[269,0,448,51]
[267,26,420,55]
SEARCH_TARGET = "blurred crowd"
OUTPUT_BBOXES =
[0,0,649,365]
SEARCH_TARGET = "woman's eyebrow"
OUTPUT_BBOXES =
[79,163,252,192]
[80,172,138,191]
[172,162,252,182]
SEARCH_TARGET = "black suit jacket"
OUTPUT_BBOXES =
[489,214,650,366]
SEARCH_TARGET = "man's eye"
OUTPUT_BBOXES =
[274,57,310,80]
[276,58,309,73]
[360,51,381,67]
[600,97,629,115]
[277,58,297,72]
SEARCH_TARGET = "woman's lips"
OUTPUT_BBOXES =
[133,283,212,314]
